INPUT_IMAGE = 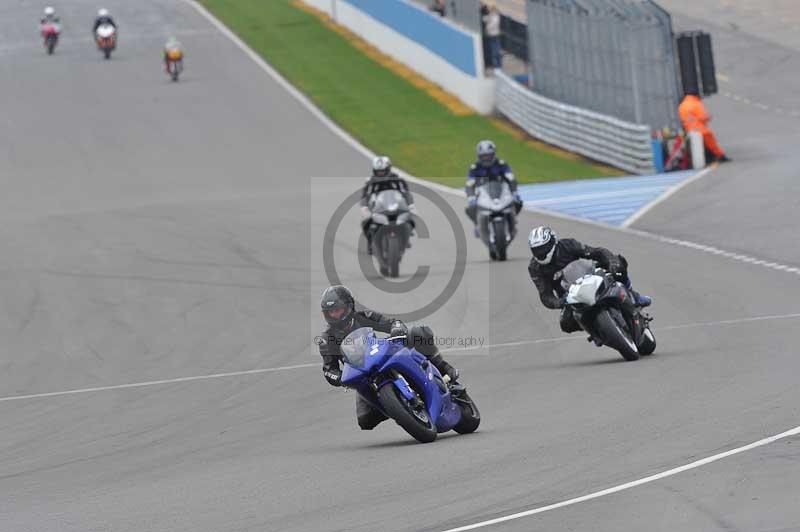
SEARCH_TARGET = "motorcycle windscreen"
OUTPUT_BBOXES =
[560,259,596,287]
[476,180,513,211]
[341,327,375,369]
[371,190,407,216]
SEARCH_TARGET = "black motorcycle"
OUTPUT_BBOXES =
[369,190,412,278]
[561,259,656,361]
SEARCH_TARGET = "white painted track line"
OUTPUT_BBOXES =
[0,364,318,404]
[444,311,800,354]
[439,424,800,532]
[1,311,798,403]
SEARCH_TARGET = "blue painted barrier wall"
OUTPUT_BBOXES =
[343,0,477,76]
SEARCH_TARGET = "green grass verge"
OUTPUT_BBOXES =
[198,0,617,186]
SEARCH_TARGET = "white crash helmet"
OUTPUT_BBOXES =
[529,226,557,265]
[44,6,56,17]
[476,139,497,167]
[98,8,110,17]
[371,156,392,178]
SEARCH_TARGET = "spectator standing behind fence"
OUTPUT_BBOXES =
[430,0,445,17]
[678,90,731,164]
[483,4,502,69]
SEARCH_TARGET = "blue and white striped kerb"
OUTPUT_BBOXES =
[518,171,696,227]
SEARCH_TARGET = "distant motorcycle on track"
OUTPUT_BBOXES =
[561,259,656,361]
[340,327,480,443]
[475,180,517,261]
[165,47,183,82]
[369,190,413,278]
[95,24,116,59]
[40,21,61,55]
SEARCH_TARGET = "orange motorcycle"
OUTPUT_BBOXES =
[95,24,116,59]
[165,48,183,82]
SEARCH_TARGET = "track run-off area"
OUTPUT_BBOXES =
[0,1,797,531]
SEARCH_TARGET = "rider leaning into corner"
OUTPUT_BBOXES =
[317,285,460,430]
[527,226,652,334]
[93,8,117,33]
[360,156,416,255]
[465,140,523,237]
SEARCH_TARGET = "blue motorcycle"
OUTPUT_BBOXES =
[341,327,480,443]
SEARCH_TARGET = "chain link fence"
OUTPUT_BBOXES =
[526,0,681,131]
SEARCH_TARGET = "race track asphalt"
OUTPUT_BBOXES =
[0,1,797,531]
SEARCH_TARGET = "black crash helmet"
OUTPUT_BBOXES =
[320,285,355,329]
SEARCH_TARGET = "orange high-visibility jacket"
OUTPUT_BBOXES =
[678,94,710,132]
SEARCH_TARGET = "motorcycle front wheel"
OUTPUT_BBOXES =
[378,382,437,443]
[596,309,639,361]
[492,218,508,261]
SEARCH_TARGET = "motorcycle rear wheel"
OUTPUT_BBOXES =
[639,327,656,356]
[452,390,481,434]
[378,382,437,443]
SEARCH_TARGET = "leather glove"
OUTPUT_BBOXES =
[408,203,418,215]
[467,196,477,207]
[607,260,623,278]
[442,365,460,383]
[360,206,371,219]
[513,193,523,213]
[323,368,342,387]
[389,320,408,338]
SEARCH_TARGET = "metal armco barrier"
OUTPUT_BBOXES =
[496,71,655,175]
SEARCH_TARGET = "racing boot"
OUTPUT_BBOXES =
[624,277,651,307]
[429,350,460,385]
[630,290,652,307]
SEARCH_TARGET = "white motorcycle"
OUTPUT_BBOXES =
[561,259,656,361]
[475,180,516,261]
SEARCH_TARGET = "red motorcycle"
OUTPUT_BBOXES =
[40,22,61,55]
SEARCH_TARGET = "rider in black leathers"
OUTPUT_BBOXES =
[360,156,415,255]
[318,285,459,430]
[93,9,117,33]
[527,226,651,333]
